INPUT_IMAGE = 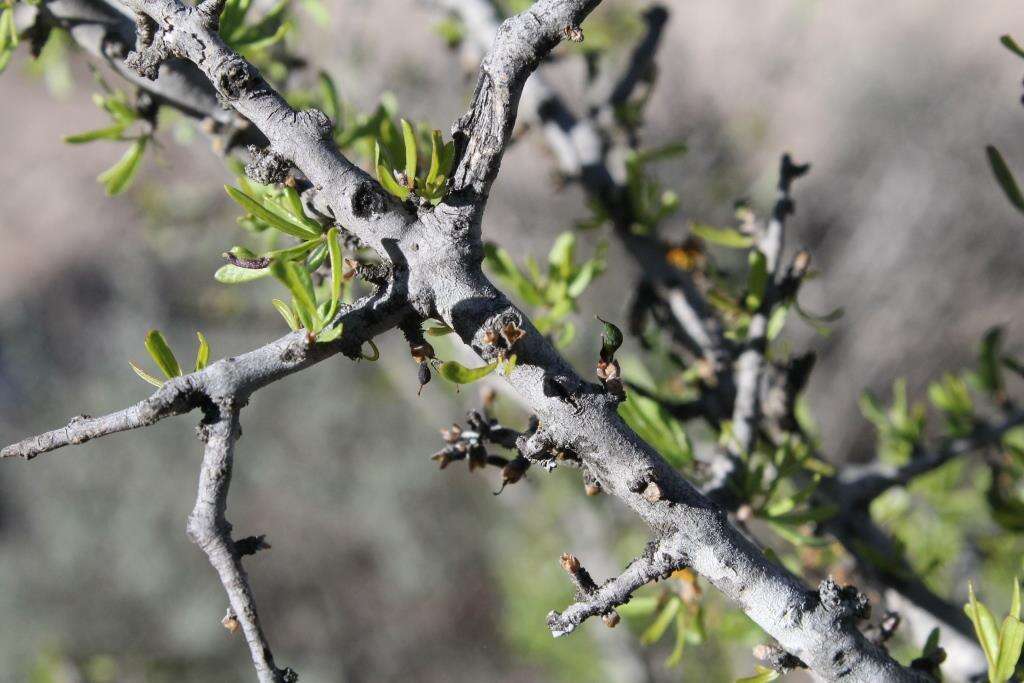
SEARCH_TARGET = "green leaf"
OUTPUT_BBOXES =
[922,627,941,656]
[690,222,754,248]
[1012,578,1021,621]
[437,359,499,384]
[986,146,1024,214]
[316,323,344,343]
[225,185,321,240]
[271,260,318,330]
[640,596,681,644]
[979,326,1005,395]
[194,332,210,372]
[425,324,454,336]
[360,339,381,361]
[144,330,182,379]
[635,141,688,165]
[996,615,1024,681]
[401,118,417,184]
[128,361,165,387]
[567,257,602,298]
[98,138,147,196]
[215,263,270,283]
[745,249,768,311]
[325,227,343,324]
[966,582,1000,670]
[548,232,576,282]
[766,304,789,341]
[272,298,300,331]
[616,596,659,618]
[374,142,410,199]
[735,666,780,683]
[265,237,322,261]
[1001,35,1024,60]
[426,130,444,186]
[64,123,128,144]
[597,315,623,361]
[318,70,341,123]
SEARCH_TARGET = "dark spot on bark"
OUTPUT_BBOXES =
[352,182,386,218]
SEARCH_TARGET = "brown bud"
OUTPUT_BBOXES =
[584,483,601,496]
[792,249,812,278]
[482,329,499,346]
[560,553,581,574]
[411,342,435,363]
[501,322,526,347]
[564,25,584,42]
[642,481,663,503]
[431,451,452,469]
[222,609,240,634]
[736,503,753,522]
[602,611,620,628]
[441,424,462,443]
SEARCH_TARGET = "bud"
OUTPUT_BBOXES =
[584,482,601,496]
[417,362,431,396]
[410,342,435,364]
[222,609,240,634]
[560,553,581,574]
[602,611,620,628]
[642,481,663,503]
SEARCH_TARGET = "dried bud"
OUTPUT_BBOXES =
[501,322,526,347]
[564,25,584,42]
[584,482,601,496]
[602,611,620,628]
[441,424,462,443]
[736,504,753,522]
[431,450,452,469]
[222,608,240,634]
[417,362,432,396]
[642,481,663,503]
[483,329,499,346]
[411,342,435,363]
[560,553,581,574]
[792,249,811,277]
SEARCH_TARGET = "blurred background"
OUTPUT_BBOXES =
[1,0,1023,681]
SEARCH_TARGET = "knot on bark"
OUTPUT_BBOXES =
[196,0,227,31]
[753,643,807,673]
[245,145,291,185]
[298,108,334,140]
[125,41,171,81]
[216,58,257,101]
[818,576,871,621]
[351,181,386,218]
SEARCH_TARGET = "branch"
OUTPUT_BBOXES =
[118,0,412,254]
[834,409,1024,507]
[4,292,407,460]
[448,0,602,211]
[730,154,809,455]
[187,405,296,683]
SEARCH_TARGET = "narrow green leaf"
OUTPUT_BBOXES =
[996,616,1024,681]
[194,332,209,372]
[966,582,1000,669]
[374,142,410,199]
[615,596,659,618]
[640,596,681,645]
[745,249,768,311]
[144,330,181,379]
[425,324,454,336]
[426,130,443,186]
[548,232,576,281]
[1012,577,1021,621]
[272,298,300,331]
[986,146,1024,214]
[325,227,343,325]
[923,627,941,656]
[271,261,318,330]
[437,359,499,384]
[502,353,518,376]
[767,304,789,340]
[265,237,322,262]
[979,326,1005,395]
[1001,35,1024,60]
[318,70,341,123]
[401,118,417,184]
[567,258,602,298]
[128,361,165,387]
[735,667,780,683]
[98,138,147,196]
[690,222,754,248]
[63,123,128,144]
[215,263,270,283]
[225,185,321,239]
[316,323,344,343]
